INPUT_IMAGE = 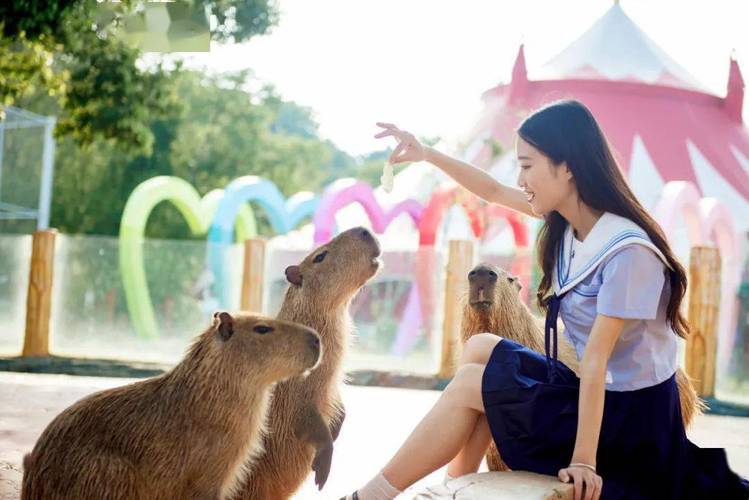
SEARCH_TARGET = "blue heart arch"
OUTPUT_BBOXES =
[207,176,319,307]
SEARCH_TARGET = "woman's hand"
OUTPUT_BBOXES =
[374,122,427,164]
[558,465,602,500]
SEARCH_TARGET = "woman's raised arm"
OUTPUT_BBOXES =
[375,122,540,219]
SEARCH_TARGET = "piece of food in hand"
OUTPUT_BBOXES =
[380,161,394,192]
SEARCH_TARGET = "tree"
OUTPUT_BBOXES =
[2,1,395,238]
[0,0,280,154]
[39,69,374,239]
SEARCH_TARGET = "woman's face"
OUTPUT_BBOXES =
[515,136,575,216]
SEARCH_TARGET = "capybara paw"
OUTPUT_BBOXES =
[312,445,333,490]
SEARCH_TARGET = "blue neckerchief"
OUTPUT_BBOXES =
[544,293,566,382]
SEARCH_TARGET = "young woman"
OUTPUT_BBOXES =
[340,100,749,500]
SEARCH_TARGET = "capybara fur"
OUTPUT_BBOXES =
[236,226,382,499]
[460,263,704,472]
[21,312,322,500]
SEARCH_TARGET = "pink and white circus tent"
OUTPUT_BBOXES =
[464,4,749,227]
[322,1,749,280]
[455,1,748,369]
[312,2,749,367]
[349,3,749,259]
[463,2,748,234]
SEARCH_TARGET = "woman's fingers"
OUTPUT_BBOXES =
[389,140,407,163]
[592,475,602,500]
[585,472,602,500]
[583,474,594,500]
[374,128,407,140]
[559,468,601,500]
[375,122,397,129]
[374,129,395,139]
[581,472,601,500]
[572,472,583,500]
[375,122,424,164]
[395,139,421,164]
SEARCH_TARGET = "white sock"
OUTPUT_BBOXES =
[346,472,402,500]
[443,472,455,484]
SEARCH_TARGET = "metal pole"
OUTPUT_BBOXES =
[0,121,5,202]
[37,116,56,230]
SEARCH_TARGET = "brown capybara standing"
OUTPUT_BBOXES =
[236,226,381,500]
[22,312,322,500]
[460,263,704,472]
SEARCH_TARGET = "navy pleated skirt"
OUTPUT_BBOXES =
[482,338,749,499]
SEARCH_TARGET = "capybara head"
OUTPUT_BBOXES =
[283,226,381,307]
[467,263,522,311]
[194,311,322,384]
[461,262,544,348]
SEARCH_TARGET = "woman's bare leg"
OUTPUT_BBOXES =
[380,363,486,491]
[459,334,503,367]
[344,336,503,499]
[446,414,493,477]
[445,333,502,477]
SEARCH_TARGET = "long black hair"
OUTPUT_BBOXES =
[518,99,689,338]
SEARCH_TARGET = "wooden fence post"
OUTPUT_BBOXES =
[438,240,474,379]
[241,238,266,313]
[685,246,721,398]
[22,229,57,357]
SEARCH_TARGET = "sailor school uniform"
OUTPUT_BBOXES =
[481,212,749,499]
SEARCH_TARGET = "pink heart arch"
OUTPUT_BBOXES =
[654,180,739,370]
[312,178,424,357]
[312,178,424,244]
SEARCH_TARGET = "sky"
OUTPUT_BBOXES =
[176,0,749,157]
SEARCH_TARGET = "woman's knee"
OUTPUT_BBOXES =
[444,363,485,412]
[460,333,502,366]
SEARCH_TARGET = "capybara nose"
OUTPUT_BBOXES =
[468,267,498,282]
[355,227,381,257]
[357,227,374,242]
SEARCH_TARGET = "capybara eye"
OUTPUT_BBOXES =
[253,325,273,334]
[507,276,515,282]
[312,251,328,264]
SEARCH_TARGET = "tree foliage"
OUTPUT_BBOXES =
[0,0,279,153]
[37,69,387,239]
[1,1,407,239]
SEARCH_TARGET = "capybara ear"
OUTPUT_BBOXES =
[285,265,303,286]
[215,311,234,341]
[513,276,522,292]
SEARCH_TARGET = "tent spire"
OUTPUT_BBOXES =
[725,53,745,123]
[509,44,529,103]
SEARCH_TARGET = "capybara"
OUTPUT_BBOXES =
[21,312,322,500]
[460,263,704,472]
[236,226,381,499]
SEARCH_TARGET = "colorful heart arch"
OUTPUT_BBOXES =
[207,176,319,306]
[119,176,257,339]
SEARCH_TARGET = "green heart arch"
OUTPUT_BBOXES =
[119,176,256,339]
